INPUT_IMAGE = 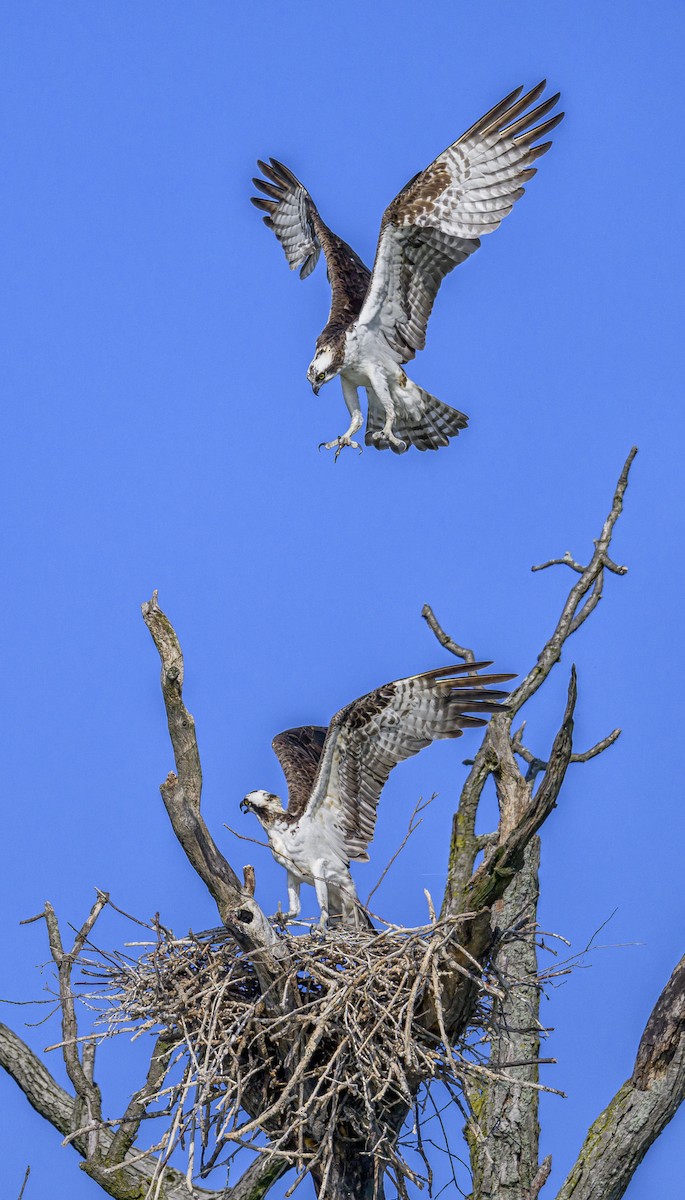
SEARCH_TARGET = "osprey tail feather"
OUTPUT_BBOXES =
[365,381,468,453]
[328,886,376,933]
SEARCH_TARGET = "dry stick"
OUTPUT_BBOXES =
[223,823,271,850]
[366,793,437,906]
[17,1166,30,1200]
[85,903,563,1196]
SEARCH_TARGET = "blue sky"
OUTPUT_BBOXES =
[1,2,684,1197]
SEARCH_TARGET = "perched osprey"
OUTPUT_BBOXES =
[252,82,562,458]
[241,662,514,929]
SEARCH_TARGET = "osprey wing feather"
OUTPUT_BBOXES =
[271,725,327,820]
[251,158,322,280]
[251,159,371,338]
[358,81,564,363]
[302,663,514,862]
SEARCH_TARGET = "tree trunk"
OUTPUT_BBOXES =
[466,839,542,1199]
[313,1149,382,1200]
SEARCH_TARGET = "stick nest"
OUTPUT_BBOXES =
[86,916,499,1193]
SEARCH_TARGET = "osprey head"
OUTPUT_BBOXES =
[307,346,337,395]
[240,790,284,825]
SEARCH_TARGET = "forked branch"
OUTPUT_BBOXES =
[434,448,635,918]
[513,445,637,713]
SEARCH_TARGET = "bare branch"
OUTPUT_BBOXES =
[532,550,585,574]
[556,955,685,1200]
[0,1022,78,1142]
[421,604,476,664]
[243,865,256,898]
[224,824,271,850]
[17,1166,30,1200]
[141,591,280,968]
[104,1032,176,1166]
[42,896,106,1129]
[441,450,635,920]
[512,725,621,783]
[0,1023,178,1198]
[228,1156,290,1200]
[467,669,577,913]
[531,1154,552,1199]
[632,954,685,1091]
[441,737,498,917]
[570,728,622,763]
[1,1019,286,1200]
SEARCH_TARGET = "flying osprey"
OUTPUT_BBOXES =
[252,82,563,458]
[241,661,514,929]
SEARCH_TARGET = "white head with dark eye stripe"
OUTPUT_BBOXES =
[240,790,285,827]
[307,347,337,394]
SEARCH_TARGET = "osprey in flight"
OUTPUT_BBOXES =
[241,661,514,929]
[252,82,563,458]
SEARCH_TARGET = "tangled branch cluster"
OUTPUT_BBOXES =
[84,917,507,1195]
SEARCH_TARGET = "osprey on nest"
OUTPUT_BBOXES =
[241,661,514,930]
[252,82,563,458]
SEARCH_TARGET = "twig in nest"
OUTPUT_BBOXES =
[80,914,516,1194]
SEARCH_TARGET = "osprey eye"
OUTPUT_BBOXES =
[317,372,326,382]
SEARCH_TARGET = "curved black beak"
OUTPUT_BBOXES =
[240,798,250,814]
[311,382,320,396]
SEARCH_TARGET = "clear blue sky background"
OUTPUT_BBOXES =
[1,3,684,1197]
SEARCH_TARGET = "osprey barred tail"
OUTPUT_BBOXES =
[241,661,515,930]
[252,82,563,458]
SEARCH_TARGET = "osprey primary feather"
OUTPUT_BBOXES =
[252,82,563,458]
[241,661,514,929]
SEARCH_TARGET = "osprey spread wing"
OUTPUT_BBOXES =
[241,661,514,928]
[252,82,563,458]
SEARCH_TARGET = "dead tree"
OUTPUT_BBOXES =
[1,446,684,1200]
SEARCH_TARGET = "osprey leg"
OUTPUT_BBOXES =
[366,371,407,453]
[313,866,331,930]
[319,378,363,460]
[285,872,302,921]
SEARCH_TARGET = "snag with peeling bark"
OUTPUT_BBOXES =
[2,447,684,1200]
